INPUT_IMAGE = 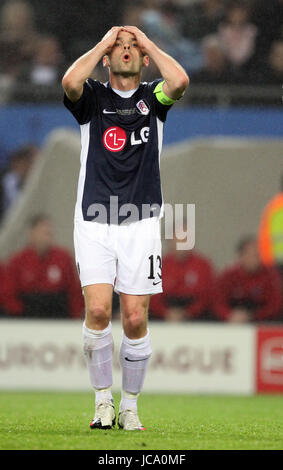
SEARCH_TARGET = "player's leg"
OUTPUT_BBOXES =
[84,283,113,330]
[74,220,117,429]
[115,217,162,430]
[118,293,151,430]
[83,283,113,392]
[83,283,116,429]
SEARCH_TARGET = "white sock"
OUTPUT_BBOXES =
[94,387,113,404]
[120,391,139,412]
[119,330,152,398]
[82,321,113,397]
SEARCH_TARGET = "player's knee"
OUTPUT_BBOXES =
[124,307,146,334]
[86,303,111,329]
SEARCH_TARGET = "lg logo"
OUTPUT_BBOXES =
[131,127,149,145]
[103,127,126,152]
[103,126,150,152]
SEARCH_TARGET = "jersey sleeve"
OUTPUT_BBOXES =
[63,78,98,125]
[150,78,177,122]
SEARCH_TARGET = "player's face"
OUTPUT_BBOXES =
[107,31,145,76]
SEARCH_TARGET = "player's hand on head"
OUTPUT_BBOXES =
[122,25,151,54]
[100,26,124,54]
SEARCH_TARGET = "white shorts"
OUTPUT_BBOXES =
[74,217,162,295]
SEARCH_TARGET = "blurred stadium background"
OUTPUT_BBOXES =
[0,0,283,400]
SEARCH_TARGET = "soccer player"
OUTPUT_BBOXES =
[62,25,189,430]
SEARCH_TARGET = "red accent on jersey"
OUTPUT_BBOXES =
[103,126,127,152]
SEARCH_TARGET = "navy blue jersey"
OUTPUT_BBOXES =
[63,78,173,224]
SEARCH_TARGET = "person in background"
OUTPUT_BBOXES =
[213,236,282,322]
[259,174,283,270]
[149,234,215,321]
[258,174,283,318]
[28,0,124,63]
[0,0,40,82]
[0,144,38,220]
[249,39,283,85]
[262,41,283,84]
[18,35,65,86]
[181,0,225,42]
[191,34,232,84]
[4,214,84,319]
[251,0,283,60]
[217,0,257,76]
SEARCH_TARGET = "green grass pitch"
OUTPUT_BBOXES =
[0,392,283,450]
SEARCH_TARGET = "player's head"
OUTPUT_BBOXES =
[103,30,149,78]
[28,214,53,253]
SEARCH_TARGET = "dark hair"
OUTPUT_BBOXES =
[28,213,50,229]
[225,0,251,18]
[228,0,250,9]
[236,235,256,254]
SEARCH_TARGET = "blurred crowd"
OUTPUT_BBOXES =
[124,0,283,86]
[0,213,84,319]
[0,162,282,323]
[149,175,283,323]
[149,233,283,323]
[0,0,282,103]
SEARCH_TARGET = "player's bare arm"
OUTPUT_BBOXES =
[62,26,124,102]
[123,25,190,100]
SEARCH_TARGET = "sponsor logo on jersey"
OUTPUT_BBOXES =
[131,126,150,145]
[103,126,127,152]
[136,99,150,115]
[103,126,150,151]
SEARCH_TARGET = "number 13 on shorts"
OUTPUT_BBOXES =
[148,254,162,286]
[114,217,163,296]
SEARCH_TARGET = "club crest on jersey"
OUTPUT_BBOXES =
[136,99,150,115]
